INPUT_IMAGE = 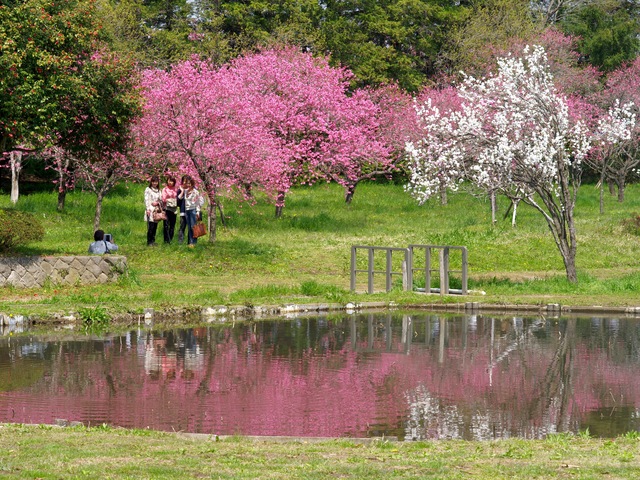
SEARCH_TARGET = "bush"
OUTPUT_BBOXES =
[79,305,110,333]
[0,208,45,253]
[622,213,640,236]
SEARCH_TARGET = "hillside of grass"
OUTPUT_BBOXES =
[2,180,640,316]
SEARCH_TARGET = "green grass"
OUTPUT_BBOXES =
[0,424,639,479]
[3,180,640,316]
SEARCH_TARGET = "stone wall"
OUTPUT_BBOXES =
[0,256,127,288]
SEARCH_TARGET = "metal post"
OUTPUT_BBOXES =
[402,259,408,291]
[407,247,413,291]
[461,247,468,295]
[368,248,374,294]
[386,249,392,292]
[425,248,431,293]
[442,247,450,295]
[350,246,357,292]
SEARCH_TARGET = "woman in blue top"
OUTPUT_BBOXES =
[179,176,204,247]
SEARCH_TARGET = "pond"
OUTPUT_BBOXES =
[0,312,639,440]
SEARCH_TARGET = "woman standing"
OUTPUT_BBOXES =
[182,176,204,247]
[144,175,162,246]
[161,176,179,243]
[176,175,188,243]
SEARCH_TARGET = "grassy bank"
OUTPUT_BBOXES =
[2,181,640,317]
[0,424,639,479]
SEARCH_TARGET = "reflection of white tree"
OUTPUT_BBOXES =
[404,316,581,440]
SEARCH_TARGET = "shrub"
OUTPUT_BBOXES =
[621,213,640,236]
[0,208,45,253]
[79,305,110,333]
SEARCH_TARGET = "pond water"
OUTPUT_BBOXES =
[0,312,639,440]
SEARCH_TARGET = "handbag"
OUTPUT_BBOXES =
[153,208,167,222]
[192,221,206,238]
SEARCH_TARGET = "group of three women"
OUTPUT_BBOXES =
[144,175,204,248]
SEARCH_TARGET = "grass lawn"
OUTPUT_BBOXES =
[0,424,639,479]
[2,180,640,317]
[2,184,640,478]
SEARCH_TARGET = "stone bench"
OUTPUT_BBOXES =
[0,255,127,288]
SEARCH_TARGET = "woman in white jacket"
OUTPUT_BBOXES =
[144,175,162,246]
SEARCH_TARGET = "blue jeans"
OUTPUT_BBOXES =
[186,209,198,245]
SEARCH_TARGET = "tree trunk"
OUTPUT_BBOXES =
[57,189,67,212]
[56,157,71,211]
[617,178,625,202]
[439,183,447,206]
[207,198,218,243]
[561,245,578,283]
[275,191,286,218]
[490,191,497,225]
[217,201,226,227]
[10,151,22,204]
[94,191,105,232]
[345,183,356,204]
[195,183,218,242]
[511,199,519,228]
[527,165,579,284]
[599,182,604,215]
[608,180,616,195]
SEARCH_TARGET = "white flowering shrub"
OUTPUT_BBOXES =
[406,46,634,282]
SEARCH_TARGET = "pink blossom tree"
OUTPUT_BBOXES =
[407,46,601,283]
[135,59,285,240]
[589,58,640,204]
[331,83,418,205]
[226,47,390,215]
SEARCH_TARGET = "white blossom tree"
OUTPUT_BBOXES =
[406,46,600,283]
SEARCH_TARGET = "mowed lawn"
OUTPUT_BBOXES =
[2,180,640,314]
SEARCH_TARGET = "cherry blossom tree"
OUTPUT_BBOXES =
[333,83,418,205]
[589,58,640,204]
[407,46,598,282]
[227,47,390,216]
[135,59,284,240]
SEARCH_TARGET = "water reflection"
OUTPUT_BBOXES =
[0,313,639,440]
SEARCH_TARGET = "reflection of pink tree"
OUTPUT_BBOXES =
[3,317,640,440]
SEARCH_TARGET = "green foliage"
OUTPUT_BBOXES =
[560,2,640,71]
[97,0,231,68]
[0,0,104,150]
[79,305,110,333]
[0,208,45,253]
[320,0,469,90]
[443,0,540,76]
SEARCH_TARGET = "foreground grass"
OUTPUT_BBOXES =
[0,424,639,479]
[2,181,640,317]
